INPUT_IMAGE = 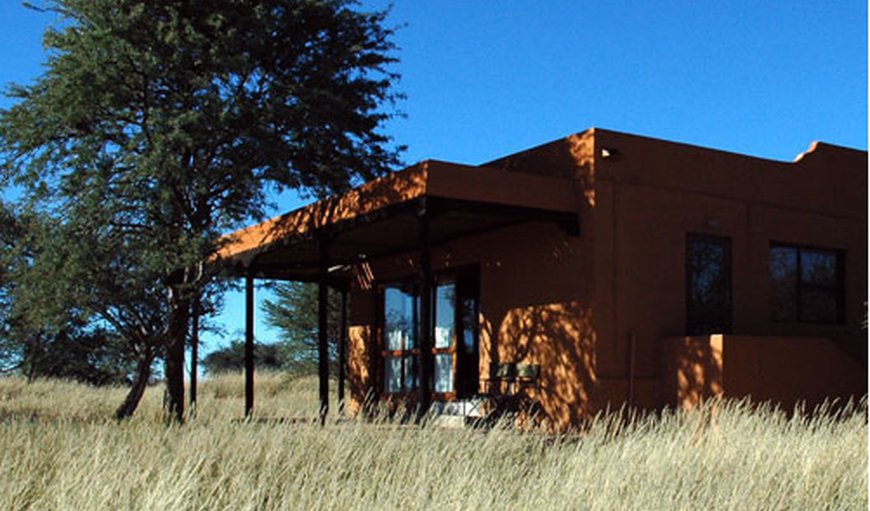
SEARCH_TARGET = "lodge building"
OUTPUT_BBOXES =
[221,128,867,429]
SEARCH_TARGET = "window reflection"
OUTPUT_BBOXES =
[771,244,842,323]
[383,356,402,393]
[384,286,415,351]
[770,246,798,321]
[434,282,455,349]
[434,354,453,393]
[686,235,732,335]
[383,285,417,392]
[380,269,479,398]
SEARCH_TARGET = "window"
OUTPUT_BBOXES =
[770,243,844,323]
[382,283,418,393]
[686,234,732,335]
[433,280,455,393]
[380,267,479,399]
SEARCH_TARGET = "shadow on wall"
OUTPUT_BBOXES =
[674,336,724,409]
[268,163,428,240]
[495,301,596,430]
[485,131,596,209]
[346,325,371,415]
[217,162,430,266]
[663,335,868,413]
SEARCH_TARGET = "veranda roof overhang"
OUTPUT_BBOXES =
[217,160,581,284]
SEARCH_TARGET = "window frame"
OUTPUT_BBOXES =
[378,279,420,395]
[376,265,479,401]
[769,242,845,325]
[431,274,458,399]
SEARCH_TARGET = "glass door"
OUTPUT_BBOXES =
[380,266,479,400]
[382,283,418,393]
[433,278,456,395]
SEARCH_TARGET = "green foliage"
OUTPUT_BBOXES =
[17,327,138,386]
[0,317,138,387]
[2,0,402,221]
[0,200,145,386]
[0,0,402,419]
[201,340,283,374]
[262,282,344,375]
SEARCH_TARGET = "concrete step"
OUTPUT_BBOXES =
[429,398,489,418]
[429,414,468,429]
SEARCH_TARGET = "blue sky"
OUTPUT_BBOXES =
[1,1,866,354]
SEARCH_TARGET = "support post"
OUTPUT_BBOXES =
[190,295,199,415]
[318,236,330,425]
[417,199,432,420]
[244,273,255,418]
[338,288,348,415]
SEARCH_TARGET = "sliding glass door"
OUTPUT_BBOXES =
[380,267,479,399]
[382,283,418,393]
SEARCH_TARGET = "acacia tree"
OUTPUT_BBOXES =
[0,198,168,415]
[0,0,402,420]
[262,282,343,375]
[201,340,284,374]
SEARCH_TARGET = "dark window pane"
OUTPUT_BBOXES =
[770,246,798,321]
[800,248,839,322]
[801,287,837,323]
[456,273,480,399]
[383,285,419,392]
[769,244,843,324]
[687,235,732,335]
[801,250,836,286]
[461,296,477,355]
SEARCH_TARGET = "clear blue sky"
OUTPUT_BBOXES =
[1,1,866,354]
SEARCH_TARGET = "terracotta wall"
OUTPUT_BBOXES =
[346,219,598,429]
[662,335,866,410]
[722,336,866,408]
[346,129,866,425]
[346,286,376,415]
[593,130,867,412]
[471,222,594,430]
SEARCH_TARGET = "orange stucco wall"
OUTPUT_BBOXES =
[346,220,597,429]
[338,128,866,428]
[662,335,866,410]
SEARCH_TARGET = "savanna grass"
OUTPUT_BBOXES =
[0,373,865,510]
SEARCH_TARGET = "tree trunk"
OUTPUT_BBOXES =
[164,287,190,422]
[115,349,154,420]
[25,333,43,383]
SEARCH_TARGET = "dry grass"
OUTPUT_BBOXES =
[0,373,865,510]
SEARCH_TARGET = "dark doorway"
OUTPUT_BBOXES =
[686,234,732,335]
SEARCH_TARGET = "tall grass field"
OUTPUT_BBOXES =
[0,373,865,510]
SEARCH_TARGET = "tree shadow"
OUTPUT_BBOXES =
[490,301,596,431]
[662,336,724,409]
[217,162,428,271]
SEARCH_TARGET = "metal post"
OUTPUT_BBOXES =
[244,273,255,418]
[318,236,330,425]
[418,200,432,420]
[338,288,348,415]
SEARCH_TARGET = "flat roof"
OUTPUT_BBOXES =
[218,160,580,280]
